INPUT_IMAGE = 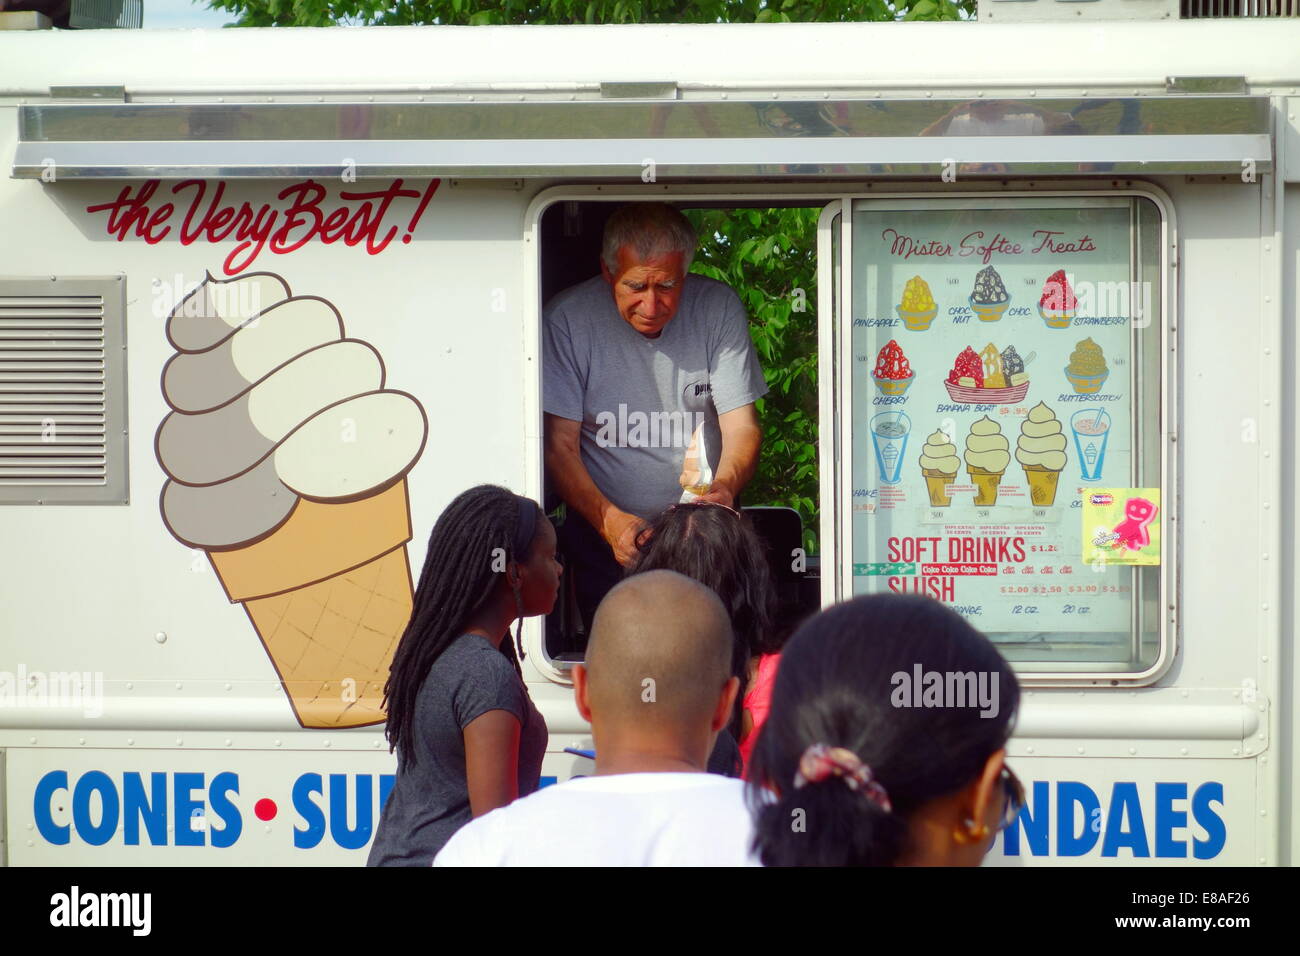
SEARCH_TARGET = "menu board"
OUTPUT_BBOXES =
[847,199,1155,644]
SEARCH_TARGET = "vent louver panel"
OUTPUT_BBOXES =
[0,276,125,506]
[1181,0,1299,16]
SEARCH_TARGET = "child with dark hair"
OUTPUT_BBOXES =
[746,593,1024,867]
[367,485,561,866]
[625,502,776,776]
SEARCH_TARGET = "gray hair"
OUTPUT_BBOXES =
[601,203,697,275]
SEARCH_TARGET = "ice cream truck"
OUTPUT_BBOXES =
[0,4,1297,867]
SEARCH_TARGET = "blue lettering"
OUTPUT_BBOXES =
[1056,782,1100,856]
[72,770,119,847]
[328,773,373,850]
[1100,782,1149,858]
[208,772,243,849]
[1191,782,1226,860]
[174,772,206,848]
[33,770,69,846]
[1154,782,1188,858]
[1002,781,1049,856]
[293,773,326,850]
[379,774,396,811]
[123,772,168,846]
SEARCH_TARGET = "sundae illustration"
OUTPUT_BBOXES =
[969,266,1010,322]
[156,271,429,729]
[918,428,960,507]
[870,412,910,485]
[965,415,1010,506]
[943,343,1031,404]
[872,340,914,396]
[1039,269,1078,328]
[1015,402,1068,506]
[1065,337,1109,393]
[1070,408,1111,482]
[896,276,938,331]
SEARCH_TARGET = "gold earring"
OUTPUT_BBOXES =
[952,819,989,845]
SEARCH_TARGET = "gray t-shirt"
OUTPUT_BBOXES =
[366,633,547,866]
[543,274,768,519]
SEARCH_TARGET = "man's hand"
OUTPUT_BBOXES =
[601,507,648,567]
[709,404,763,507]
[696,480,736,509]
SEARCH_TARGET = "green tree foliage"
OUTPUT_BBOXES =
[683,207,822,553]
[206,0,969,28]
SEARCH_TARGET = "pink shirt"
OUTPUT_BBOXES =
[739,653,781,779]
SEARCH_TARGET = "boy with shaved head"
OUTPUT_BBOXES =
[434,570,757,866]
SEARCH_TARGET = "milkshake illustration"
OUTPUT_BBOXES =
[969,266,1010,322]
[156,271,429,729]
[896,276,938,331]
[964,415,1010,506]
[918,428,960,507]
[870,411,911,485]
[1070,408,1111,482]
[1065,337,1109,393]
[1015,402,1068,506]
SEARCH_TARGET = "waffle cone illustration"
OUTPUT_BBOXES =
[208,480,414,727]
[923,468,957,507]
[156,271,428,728]
[967,466,1004,506]
[1021,464,1061,506]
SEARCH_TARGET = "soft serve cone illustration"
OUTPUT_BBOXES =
[1015,402,1067,506]
[918,429,960,507]
[965,416,1010,506]
[156,272,428,729]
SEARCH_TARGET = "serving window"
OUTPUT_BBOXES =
[837,194,1170,677]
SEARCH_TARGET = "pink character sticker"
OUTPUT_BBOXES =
[1111,497,1158,552]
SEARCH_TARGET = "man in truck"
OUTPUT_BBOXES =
[543,202,768,640]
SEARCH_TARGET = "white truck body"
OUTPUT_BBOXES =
[0,18,1296,865]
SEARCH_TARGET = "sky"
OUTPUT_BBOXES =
[142,0,237,29]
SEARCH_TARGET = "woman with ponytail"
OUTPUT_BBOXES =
[746,593,1024,867]
[367,485,561,866]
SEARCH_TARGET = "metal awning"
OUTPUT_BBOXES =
[12,96,1273,180]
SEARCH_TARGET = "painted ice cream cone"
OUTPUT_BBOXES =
[156,272,429,728]
[918,430,960,507]
[964,415,1010,506]
[1015,402,1068,507]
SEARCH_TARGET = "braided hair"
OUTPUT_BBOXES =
[383,484,541,766]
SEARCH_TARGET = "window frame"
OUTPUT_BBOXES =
[830,187,1177,686]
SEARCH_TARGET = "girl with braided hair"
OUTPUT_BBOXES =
[367,485,561,866]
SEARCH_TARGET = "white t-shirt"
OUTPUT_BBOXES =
[432,772,761,867]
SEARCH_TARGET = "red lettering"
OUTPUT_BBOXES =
[86,181,171,243]
[86,177,439,274]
